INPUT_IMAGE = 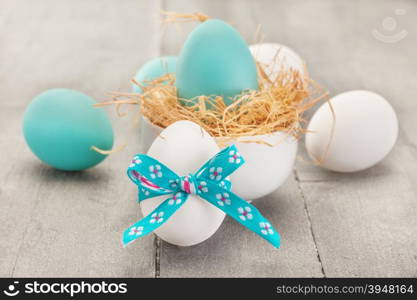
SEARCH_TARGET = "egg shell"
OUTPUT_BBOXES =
[23,89,113,171]
[176,19,258,106]
[306,90,398,172]
[226,134,298,200]
[141,116,298,200]
[142,120,224,246]
[132,56,177,93]
[249,43,304,82]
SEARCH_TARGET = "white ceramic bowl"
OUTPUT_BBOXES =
[140,117,298,200]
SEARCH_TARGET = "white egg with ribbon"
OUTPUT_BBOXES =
[123,120,281,248]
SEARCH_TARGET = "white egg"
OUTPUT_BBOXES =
[226,133,298,200]
[306,90,398,172]
[142,120,224,246]
[249,43,305,81]
[141,117,298,200]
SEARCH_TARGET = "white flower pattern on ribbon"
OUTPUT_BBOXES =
[141,188,150,196]
[149,165,162,179]
[260,222,274,235]
[197,181,209,194]
[169,179,179,189]
[150,212,164,224]
[216,192,231,206]
[238,207,253,221]
[129,157,142,167]
[168,192,183,205]
[209,167,223,181]
[228,150,241,164]
[128,226,144,236]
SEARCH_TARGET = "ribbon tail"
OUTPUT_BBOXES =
[122,193,189,246]
[203,182,281,248]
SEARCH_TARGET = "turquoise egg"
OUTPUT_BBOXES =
[176,19,258,106]
[132,56,178,93]
[23,89,114,171]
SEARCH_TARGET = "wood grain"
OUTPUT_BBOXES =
[158,176,324,277]
[0,0,160,277]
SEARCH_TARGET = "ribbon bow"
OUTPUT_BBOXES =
[123,145,280,248]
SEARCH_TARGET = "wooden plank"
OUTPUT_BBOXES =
[0,0,162,108]
[158,176,324,277]
[291,0,417,276]
[296,140,417,277]
[295,107,417,276]
[290,0,417,277]
[0,0,161,277]
[158,0,323,277]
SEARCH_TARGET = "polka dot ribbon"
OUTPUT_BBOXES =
[123,145,281,248]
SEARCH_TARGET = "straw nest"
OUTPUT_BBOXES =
[98,60,326,147]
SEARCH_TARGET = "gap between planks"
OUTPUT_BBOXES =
[154,0,164,279]
[154,237,161,278]
[294,169,326,277]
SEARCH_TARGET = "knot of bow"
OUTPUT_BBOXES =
[123,145,280,248]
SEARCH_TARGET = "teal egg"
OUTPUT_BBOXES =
[23,89,114,171]
[176,19,258,106]
[132,56,178,93]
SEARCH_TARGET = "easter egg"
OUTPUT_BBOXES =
[176,19,258,106]
[23,89,114,171]
[142,120,224,246]
[132,56,177,93]
[306,90,398,172]
[249,43,304,82]
[140,117,298,201]
[228,132,298,200]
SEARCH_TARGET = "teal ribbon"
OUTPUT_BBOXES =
[123,145,280,248]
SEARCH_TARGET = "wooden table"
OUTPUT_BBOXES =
[1,0,416,277]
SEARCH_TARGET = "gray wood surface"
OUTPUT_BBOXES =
[0,0,160,277]
[1,0,416,277]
